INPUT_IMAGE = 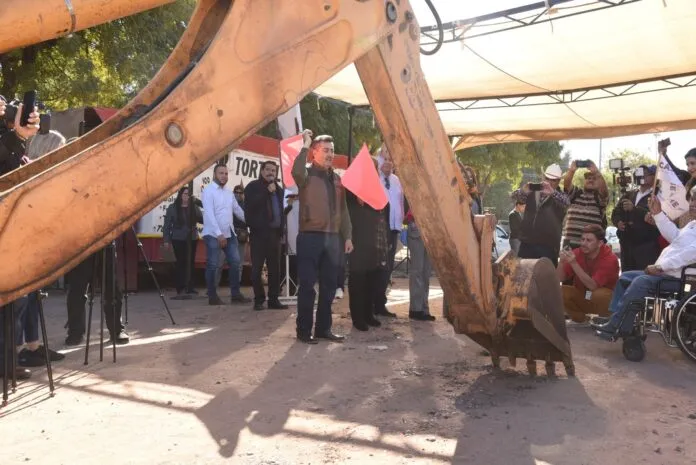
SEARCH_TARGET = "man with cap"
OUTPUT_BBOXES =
[510,163,570,266]
[610,164,660,271]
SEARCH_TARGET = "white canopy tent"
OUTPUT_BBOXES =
[314,0,696,149]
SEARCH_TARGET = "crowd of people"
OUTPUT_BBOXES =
[4,87,696,380]
[507,150,696,349]
[0,115,445,383]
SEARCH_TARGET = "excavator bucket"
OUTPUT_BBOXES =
[0,0,573,375]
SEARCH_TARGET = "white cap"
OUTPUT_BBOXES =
[544,164,563,180]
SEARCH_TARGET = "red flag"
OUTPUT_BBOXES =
[280,134,304,188]
[341,144,388,210]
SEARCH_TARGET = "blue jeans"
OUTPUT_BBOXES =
[609,271,681,333]
[204,234,242,299]
[296,232,340,336]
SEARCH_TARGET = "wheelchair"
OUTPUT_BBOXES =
[612,265,696,362]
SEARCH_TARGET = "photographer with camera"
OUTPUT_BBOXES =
[561,159,608,249]
[610,164,661,271]
[510,164,570,266]
[0,97,41,176]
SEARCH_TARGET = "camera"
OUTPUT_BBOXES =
[608,157,633,195]
[528,182,543,192]
[575,159,591,168]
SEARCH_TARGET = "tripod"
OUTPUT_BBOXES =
[279,207,297,304]
[84,227,176,365]
[2,294,56,406]
[393,239,410,274]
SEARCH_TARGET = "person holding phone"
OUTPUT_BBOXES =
[610,165,660,271]
[561,159,609,249]
[510,164,570,266]
[557,225,619,323]
[0,98,41,176]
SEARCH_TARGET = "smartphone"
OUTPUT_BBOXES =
[20,90,37,127]
[528,182,542,191]
[575,159,590,168]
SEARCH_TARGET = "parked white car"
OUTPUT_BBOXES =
[492,225,511,260]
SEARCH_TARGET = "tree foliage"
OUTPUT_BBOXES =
[453,141,563,217]
[0,3,383,156]
[0,2,195,108]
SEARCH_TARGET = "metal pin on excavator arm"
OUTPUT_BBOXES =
[0,0,573,375]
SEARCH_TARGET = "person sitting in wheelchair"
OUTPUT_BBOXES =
[593,190,696,339]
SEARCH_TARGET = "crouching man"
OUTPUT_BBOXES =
[557,225,619,323]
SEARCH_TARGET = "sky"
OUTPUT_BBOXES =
[562,131,695,170]
[408,1,694,170]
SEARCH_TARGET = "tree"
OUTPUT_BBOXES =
[0,2,195,109]
[602,149,655,172]
[455,141,564,199]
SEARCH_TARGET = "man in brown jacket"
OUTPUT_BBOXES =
[291,129,354,344]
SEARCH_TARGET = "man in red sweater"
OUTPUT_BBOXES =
[557,224,620,323]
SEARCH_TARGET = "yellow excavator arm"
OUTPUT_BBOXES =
[0,0,573,375]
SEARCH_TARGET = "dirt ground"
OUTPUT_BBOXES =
[2,277,696,465]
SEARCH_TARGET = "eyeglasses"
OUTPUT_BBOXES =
[234,191,243,195]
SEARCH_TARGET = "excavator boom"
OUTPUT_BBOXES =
[0,0,573,375]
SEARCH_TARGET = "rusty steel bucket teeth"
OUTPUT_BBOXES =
[494,254,574,374]
[445,253,574,375]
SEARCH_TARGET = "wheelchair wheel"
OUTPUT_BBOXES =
[674,292,696,363]
[622,336,646,362]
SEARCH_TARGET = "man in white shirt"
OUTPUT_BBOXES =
[376,145,404,318]
[202,164,251,305]
[594,190,696,337]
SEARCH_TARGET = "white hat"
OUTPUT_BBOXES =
[544,164,563,180]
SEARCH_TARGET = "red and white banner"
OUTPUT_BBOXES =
[657,154,689,220]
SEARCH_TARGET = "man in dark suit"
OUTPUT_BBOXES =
[244,161,288,310]
[611,165,660,271]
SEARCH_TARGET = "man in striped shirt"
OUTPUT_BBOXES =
[562,160,609,249]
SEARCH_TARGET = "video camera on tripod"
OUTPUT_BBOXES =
[608,158,633,195]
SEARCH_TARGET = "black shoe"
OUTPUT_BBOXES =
[376,309,397,318]
[18,348,46,367]
[296,334,318,344]
[0,368,31,380]
[186,289,199,295]
[109,330,130,345]
[268,300,289,310]
[352,321,369,331]
[253,302,265,311]
[65,334,85,347]
[37,345,65,362]
[315,332,345,343]
[209,296,225,306]
[410,311,435,321]
[231,294,252,304]
[366,317,382,327]
[593,321,617,333]
[591,316,611,326]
